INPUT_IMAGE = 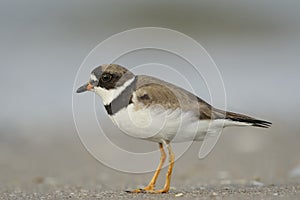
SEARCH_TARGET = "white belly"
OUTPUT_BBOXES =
[110,104,228,143]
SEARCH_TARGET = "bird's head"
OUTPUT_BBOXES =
[76,64,135,105]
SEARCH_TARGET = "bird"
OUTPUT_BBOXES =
[76,64,271,193]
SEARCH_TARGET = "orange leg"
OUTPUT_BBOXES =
[128,142,175,194]
[151,142,174,193]
[128,143,166,193]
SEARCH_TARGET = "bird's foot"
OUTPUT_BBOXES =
[126,188,146,193]
[126,186,168,194]
[126,185,155,193]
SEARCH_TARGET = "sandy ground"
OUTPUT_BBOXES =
[1,124,300,199]
[1,184,300,200]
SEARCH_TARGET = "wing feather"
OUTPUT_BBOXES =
[133,75,271,128]
[134,75,214,120]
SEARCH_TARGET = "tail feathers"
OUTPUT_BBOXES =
[224,111,272,128]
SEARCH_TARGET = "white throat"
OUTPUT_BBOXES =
[94,77,135,105]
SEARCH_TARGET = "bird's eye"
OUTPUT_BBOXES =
[101,73,112,82]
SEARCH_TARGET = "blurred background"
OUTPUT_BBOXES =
[0,0,300,192]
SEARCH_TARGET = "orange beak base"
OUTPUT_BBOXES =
[76,82,94,93]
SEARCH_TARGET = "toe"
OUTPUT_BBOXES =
[125,188,144,193]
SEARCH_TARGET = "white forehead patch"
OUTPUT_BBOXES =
[90,74,98,81]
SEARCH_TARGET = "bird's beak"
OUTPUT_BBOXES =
[76,82,94,93]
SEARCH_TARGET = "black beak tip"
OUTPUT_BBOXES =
[76,84,88,93]
[76,88,82,93]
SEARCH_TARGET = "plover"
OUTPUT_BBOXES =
[76,64,271,193]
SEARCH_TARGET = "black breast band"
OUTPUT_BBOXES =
[104,77,137,115]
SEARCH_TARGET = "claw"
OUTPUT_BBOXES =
[126,188,170,194]
[126,188,143,193]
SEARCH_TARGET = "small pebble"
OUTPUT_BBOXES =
[175,193,184,197]
[250,180,265,187]
[212,192,218,196]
